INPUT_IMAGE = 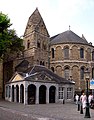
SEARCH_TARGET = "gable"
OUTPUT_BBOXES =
[12,74,24,82]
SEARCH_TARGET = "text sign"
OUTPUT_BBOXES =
[90,79,94,89]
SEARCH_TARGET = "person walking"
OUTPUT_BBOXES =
[80,92,86,109]
[88,93,93,107]
[75,94,79,104]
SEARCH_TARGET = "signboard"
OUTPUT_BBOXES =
[90,79,94,89]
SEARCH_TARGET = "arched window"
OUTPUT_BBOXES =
[51,67,54,72]
[92,68,94,79]
[51,48,54,58]
[64,47,69,59]
[64,67,70,79]
[80,67,84,79]
[37,40,40,48]
[27,40,30,49]
[92,51,94,61]
[80,48,84,58]
[40,61,45,66]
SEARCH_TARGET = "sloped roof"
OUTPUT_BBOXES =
[24,65,74,84]
[24,8,49,37]
[50,30,89,45]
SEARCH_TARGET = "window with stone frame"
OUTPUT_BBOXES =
[80,67,84,79]
[64,67,70,79]
[27,40,30,49]
[80,48,84,58]
[51,48,54,58]
[64,47,69,59]
[59,87,64,99]
[92,51,94,61]
[67,88,72,99]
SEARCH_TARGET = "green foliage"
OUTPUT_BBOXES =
[0,12,24,59]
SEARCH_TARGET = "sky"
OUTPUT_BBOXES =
[0,0,94,45]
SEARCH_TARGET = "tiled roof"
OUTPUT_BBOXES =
[50,30,89,45]
[24,65,74,84]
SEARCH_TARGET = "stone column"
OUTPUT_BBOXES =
[55,86,59,103]
[24,82,28,105]
[36,86,39,104]
[46,86,49,104]
[14,86,16,102]
[19,85,20,103]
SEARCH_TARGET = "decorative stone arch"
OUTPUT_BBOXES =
[39,85,46,104]
[20,84,24,103]
[56,65,62,77]
[49,86,56,103]
[55,46,62,60]
[86,48,91,61]
[71,45,79,60]
[28,84,36,104]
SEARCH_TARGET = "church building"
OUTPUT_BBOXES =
[0,8,94,103]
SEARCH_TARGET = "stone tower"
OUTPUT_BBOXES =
[23,8,50,67]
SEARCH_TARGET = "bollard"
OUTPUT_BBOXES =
[80,104,83,114]
[63,99,65,104]
[78,102,80,111]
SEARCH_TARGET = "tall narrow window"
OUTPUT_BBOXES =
[59,87,64,99]
[64,67,70,79]
[92,68,94,79]
[51,67,54,72]
[64,47,69,59]
[27,40,30,49]
[80,48,84,58]
[37,40,40,48]
[51,48,54,58]
[92,51,94,61]
[80,67,84,79]
[67,88,72,99]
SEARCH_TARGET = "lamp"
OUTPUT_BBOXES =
[84,68,91,118]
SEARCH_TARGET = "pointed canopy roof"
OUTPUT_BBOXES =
[50,30,89,45]
[24,8,49,37]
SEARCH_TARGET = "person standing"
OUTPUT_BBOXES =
[88,93,93,106]
[75,94,79,104]
[80,92,86,109]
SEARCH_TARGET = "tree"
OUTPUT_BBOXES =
[0,12,24,59]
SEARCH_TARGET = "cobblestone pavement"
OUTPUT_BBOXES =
[0,99,94,120]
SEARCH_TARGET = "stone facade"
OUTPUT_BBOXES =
[0,8,94,98]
